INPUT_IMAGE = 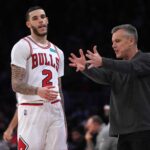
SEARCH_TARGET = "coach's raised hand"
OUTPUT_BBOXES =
[86,45,103,69]
[69,49,86,72]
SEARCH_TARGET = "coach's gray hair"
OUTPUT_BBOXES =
[111,24,138,43]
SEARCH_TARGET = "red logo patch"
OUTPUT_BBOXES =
[18,136,29,150]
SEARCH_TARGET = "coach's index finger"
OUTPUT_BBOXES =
[70,53,78,59]
[86,50,94,59]
[79,49,84,57]
[93,45,98,53]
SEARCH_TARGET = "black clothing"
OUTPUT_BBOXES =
[117,130,150,150]
[83,51,150,136]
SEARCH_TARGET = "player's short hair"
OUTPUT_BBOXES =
[25,6,44,21]
[111,24,138,43]
[91,115,103,124]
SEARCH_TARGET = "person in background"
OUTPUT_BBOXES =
[68,126,86,150]
[103,104,110,124]
[85,115,117,150]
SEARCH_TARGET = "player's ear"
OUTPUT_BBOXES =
[26,21,31,28]
[46,17,49,24]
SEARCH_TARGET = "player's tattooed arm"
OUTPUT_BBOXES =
[11,65,38,95]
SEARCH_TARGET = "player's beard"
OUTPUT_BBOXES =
[31,25,48,37]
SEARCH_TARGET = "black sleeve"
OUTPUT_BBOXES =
[82,67,112,85]
[102,52,150,76]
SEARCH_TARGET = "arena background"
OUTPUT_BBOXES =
[0,0,150,149]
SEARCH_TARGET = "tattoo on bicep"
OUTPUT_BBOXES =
[11,65,37,95]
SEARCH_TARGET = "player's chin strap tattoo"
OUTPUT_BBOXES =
[11,65,38,95]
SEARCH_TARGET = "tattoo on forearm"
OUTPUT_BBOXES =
[11,65,38,95]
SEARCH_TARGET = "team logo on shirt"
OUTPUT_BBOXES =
[50,48,56,53]
[18,136,29,150]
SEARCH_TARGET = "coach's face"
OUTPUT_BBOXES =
[112,29,134,60]
[26,9,48,36]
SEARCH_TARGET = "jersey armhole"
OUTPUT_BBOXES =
[53,44,60,60]
[23,37,33,60]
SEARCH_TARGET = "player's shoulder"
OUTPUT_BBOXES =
[12,35,31,54]
[14,35,30,47]
[50,41,64,55]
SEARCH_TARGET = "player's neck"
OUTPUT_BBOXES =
[31,34,48,45]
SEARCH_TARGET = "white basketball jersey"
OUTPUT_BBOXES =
[11,35,64,104]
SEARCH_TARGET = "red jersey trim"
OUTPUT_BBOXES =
[53,44,60,60]
[27,36,51,49]
[20,103,43,106]
[20,100,60,106]
[23,37,33,60]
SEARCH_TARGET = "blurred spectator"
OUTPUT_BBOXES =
[85,115,117,150]
[0,140,9,150]
[68,126,86,150]
[103,104,110,124]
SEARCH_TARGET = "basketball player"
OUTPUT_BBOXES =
[69,24,150,150]
[11,6,67,150]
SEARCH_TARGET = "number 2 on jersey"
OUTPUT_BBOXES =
[42,69,52,87]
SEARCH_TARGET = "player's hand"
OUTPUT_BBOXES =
[3,128,13,141]
[86,45,103,69]
[37,85,58,101]
[69,49,86,72]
